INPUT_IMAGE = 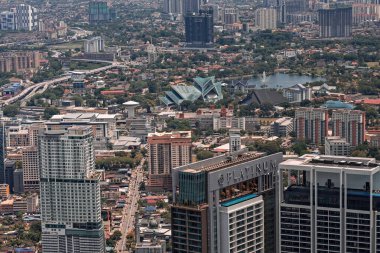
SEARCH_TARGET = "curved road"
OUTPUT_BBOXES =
[2,62,126,107]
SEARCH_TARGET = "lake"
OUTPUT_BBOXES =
[248,73,326,89]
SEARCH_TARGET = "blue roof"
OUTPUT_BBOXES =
[220,193,258,207]
[321,100,354,109]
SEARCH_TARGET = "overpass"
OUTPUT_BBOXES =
[1,62,126,107]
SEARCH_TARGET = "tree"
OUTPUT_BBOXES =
[43,107,60,120]
[292,141,307,155]
[3,104,20,117]
[196,150,214,161]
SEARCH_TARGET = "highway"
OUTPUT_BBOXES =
[1,62,125,107]
[116,159,144,253]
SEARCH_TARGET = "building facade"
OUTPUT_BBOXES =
[318,7,352,38]
[89,1,110,24]
[295,108,328,145]
[331,109,366,147]
[171,150,283,253]
[255,8,277,30]
[147,131,192,191]
[40,126,105,253]
[270,117,294,137]
[0,11,16,30]
[185,8,214,47]
[279,154,380,252]
[0,51,41,73]
[14,4,38,31]
[22,147,39,192]
[325,136,351,156]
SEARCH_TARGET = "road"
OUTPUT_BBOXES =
[1,62,126,107]
[116,159,144,253]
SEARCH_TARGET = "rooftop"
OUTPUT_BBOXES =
[281,154,379,171]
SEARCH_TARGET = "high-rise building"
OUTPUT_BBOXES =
[295,108,328,145]
[279,154,380,252]
[185,8,214,47]
[183,0,202,14]
[318,6,352,38]
[84,36,105,53]
[14,4,38,31]
[0,51,41,73]
[4,160,15,193]
[40,126,105,253]
[325,136,351,156]
[331,109,366,147]
[222,7,238,25]
[147,131,192,191]
[0,11,16,30]
[255,8,277,29]
[22,147,39,192]
[89,1,112,24]
[163,0,184,15]
[171,150,283,253]
[0,121,5,186]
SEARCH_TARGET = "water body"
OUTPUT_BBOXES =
[248,73,326,89]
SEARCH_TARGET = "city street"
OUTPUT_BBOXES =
[116,159,145,253]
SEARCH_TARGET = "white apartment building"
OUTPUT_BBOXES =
[84,36,104,53]
[220,194,264,253]
[325,136,351,156]
[283,83,312,103]
[279,154,380,253]
[40,126,104,253]
[255,8,277,30]
[14,4,38,31]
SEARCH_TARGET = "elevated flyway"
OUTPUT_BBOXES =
[1,63,125,107]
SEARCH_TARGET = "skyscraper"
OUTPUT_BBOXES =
[318,6,352,38]
[255,8,278,30]
[184,8,214,47]
[22,147,39,192]
[183,0,202,14]
[14,4,38,31]
[331,109,366,147]
[295,108,328,145]
[40,126,104,253]
[0,120,5,185]
[147,131,192,191]
[89,1,112,24]
[279,154,380,252]
[171,149,283,253]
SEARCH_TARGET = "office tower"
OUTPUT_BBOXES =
[14,4,38,31]
[0,121,5,185]
[318,6,352,38]
[185,8,214,47]
[183,0,202,14]
[172,150,282,253]
[255,8,278,29]
[0,11,16,30]
[276,0,286,24]
[40,126,105,253]
[147,131,192,191]
[331,109,365,147]
[229,129,241,152]
[0,51,41,73]
[325,136,351,156]
[222,7,238,25]
[295,108,328,145]
[270,117,294,137]
[84,36,104,53]
[13,168,23,193]
[279,154,380,252]
[4,160,15,193]
[89,1,110,24]
[163,0,183,15]
[22,147,39,192]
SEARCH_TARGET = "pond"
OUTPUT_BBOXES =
[248,73,326,89]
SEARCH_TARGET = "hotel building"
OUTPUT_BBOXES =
[279,154,380,253]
